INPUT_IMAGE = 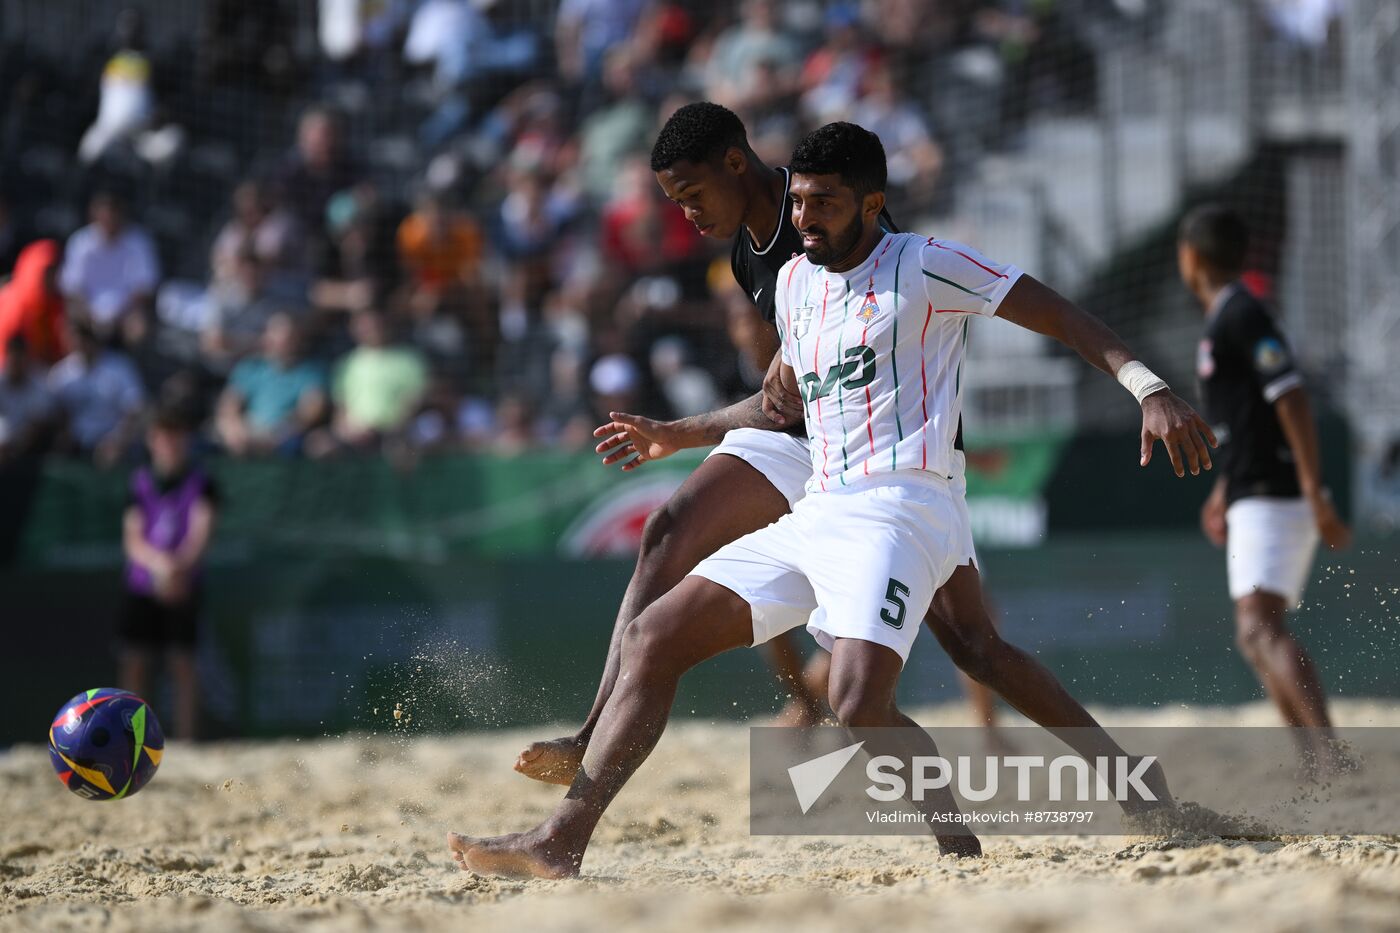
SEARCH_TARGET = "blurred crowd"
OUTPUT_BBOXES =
[0,0,1111,466]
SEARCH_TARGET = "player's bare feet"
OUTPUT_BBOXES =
[447,830,580,880]
[513,736,585,786]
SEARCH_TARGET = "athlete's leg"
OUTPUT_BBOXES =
[515,454,814,784]
[826,637,981,857]
[1233,591,1333,729]
[925,563,1170,806]
[452,576,756,877]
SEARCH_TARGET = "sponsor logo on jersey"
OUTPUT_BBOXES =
[856,291,880,323]
[791,305,815,340]
[1254,337,1289,374]
[1197,339,1215,379]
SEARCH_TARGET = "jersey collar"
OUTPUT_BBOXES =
[1206,281,1243,321]
[749,167,791,256]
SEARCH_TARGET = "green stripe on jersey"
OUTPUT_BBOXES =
[923,268,981,299]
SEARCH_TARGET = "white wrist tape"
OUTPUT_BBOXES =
[1116,361,1169,405]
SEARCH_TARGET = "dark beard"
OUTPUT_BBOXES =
[802,210,866,268]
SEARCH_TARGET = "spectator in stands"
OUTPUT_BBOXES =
[312,184,398,316]
[0,336,58,461]
[650,336,719,418]
[60,193,161,339]
[215,313,326,458]
[211,180,305,290]
[119,403,219,742]
[201,248,300,372]
[491,393,537,456]
[276,106,358,247]
[308,310,428,457]
[78,9,155,165]
[555,0,652,88]
[0,240,68,370]
[577,48,656,206]
[703,0,801,112]
[396,189,484,376]
[600,157,703,278]
[48,319,147,467]
[397,189,483,302]
[799,3,884,125]
[850,60,945,211]
[589,352,642,418]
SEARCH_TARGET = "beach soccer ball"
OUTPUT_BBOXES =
[47,688,164,800]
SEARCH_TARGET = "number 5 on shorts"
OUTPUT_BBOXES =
[880,578,910,629]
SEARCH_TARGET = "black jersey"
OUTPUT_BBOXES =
[730,168,804,325]
[1197,284,1305,505]
[730,167,898,325]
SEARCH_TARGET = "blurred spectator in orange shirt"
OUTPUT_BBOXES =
[0,240,68,370]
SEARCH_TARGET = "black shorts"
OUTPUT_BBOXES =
[118,591,200,651]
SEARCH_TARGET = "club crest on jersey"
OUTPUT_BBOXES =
[856,291,880,323]
[791,305,815,340]
[1254,337,1289,374]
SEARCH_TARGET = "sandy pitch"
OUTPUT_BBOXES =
[4,700,1400,932]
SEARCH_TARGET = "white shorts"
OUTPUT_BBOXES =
[1225,497,1320,606]
[707,428,811,509]
[708,431,978,570]
[690,472,968,665]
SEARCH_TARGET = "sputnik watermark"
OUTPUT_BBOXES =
[788,741,1157,813]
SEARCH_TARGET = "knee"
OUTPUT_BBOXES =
[619,611,688,680]
[1234,597,1285,659]
[829,681,895,728]
[930,614,1003,684]
[638,503,683,562]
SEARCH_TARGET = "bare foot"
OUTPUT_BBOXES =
[447,830,580,880]
[514,736,585,786]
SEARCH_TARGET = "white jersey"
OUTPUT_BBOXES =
[775,231,1021,492]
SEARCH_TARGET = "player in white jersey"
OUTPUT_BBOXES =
[448,123,1216,879]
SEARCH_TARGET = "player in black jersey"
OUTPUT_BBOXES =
[511,102,1190,788]
[1180,205,1351,754]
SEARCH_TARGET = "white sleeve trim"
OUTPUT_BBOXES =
[983,267,1024,318]
[1263,372,1304,403]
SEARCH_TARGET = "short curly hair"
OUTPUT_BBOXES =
[789,122,887,197]
[1179,203,1249,277]
[650,102,749,172]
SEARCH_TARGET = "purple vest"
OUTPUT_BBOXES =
[124,467,208,595]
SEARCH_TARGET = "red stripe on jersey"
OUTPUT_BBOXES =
[933,241,1008,279]
[813,278,831,491]
[919,303,933,470]
[933,308,977,314]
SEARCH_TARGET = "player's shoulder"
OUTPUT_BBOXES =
[1218,286,1281,335]
[777,250,811,288]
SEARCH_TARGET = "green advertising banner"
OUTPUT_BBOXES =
[10,432,1069,570]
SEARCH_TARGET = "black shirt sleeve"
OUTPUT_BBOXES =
[1228,303,1302,404]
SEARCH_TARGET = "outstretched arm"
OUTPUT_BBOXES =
[593,353,798,471]
[996,275,1217,478]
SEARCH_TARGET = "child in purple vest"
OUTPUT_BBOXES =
[119,405,219,741]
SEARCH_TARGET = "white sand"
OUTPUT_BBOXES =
[4,700,1399,932]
